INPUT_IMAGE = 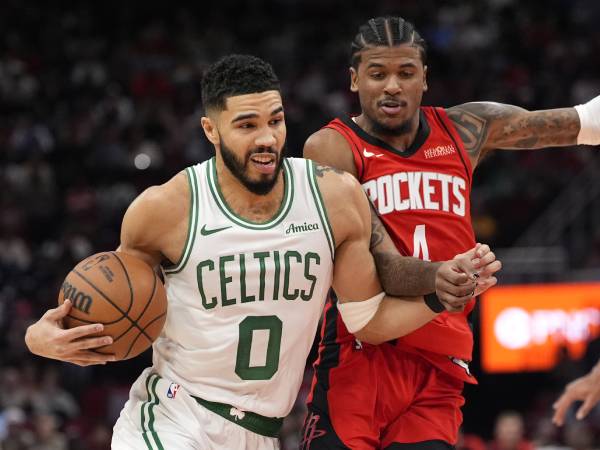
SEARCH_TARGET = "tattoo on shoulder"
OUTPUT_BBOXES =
[446,105,490,160]
[314,164,345,177]
[369,218,385,250]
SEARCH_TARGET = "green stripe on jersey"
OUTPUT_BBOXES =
[141,373,164,450]
[306,160,335,260]
[206,157,294,230]
[164,167,199,274]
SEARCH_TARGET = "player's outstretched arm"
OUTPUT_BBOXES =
[446,94,600,168]
[315,164,452,344]
[553,359,600,426]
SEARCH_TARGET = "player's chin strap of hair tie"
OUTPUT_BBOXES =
[574,95,600,145]
[337,292,385,333]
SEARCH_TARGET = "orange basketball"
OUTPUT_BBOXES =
[58,251,167,360]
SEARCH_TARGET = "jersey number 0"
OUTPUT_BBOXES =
[235,315,283,380]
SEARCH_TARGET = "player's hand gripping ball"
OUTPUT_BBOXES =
[58,252,167,360]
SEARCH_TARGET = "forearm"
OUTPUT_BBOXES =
[374,252,441,296]
[370,206,441,295]
[447,102,581,165]
[501,108,579,149]
[353,295,437,345]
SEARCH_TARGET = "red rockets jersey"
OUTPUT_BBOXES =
[323,107,477,381]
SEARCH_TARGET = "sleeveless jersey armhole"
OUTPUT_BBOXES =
[305,160,336,261]
[324,122,365,180]
[163,166,199,274]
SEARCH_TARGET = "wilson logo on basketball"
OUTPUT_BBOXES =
[61,281,93,314]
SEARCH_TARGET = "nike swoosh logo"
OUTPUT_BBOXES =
[200,225,232,236]
[363,148,384,158]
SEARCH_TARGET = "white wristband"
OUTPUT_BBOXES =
[337,292,385,333]
[574,95,600,145]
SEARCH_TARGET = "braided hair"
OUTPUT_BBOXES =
[350,16,427,68]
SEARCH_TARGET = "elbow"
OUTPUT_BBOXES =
[24,325,31,349]
[24,325,35,353]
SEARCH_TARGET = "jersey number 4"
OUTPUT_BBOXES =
[413,224,430,261]
[235,315,282,380]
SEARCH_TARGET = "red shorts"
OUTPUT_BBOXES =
[302,342,465,450]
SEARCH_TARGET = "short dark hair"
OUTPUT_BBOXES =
[201,54,280,112]
[350,16,427,68]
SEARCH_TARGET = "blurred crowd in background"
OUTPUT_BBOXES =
[1,0,600,448]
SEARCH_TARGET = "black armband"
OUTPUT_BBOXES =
[424,292,445,313]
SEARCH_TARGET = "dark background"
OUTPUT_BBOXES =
[1,0,600,448]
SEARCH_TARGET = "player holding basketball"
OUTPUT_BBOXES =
[25,55,500,449]
[301,16,600,450]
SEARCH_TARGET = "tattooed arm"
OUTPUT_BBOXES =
[446,102,580,168]
[303,129,443,296]
[369,205,440,296]
[304,130,499,307]
[369,203,499,304]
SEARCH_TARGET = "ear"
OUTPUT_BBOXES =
[423,65,428,92]
[200,116,219,146]
[350,67,359,93]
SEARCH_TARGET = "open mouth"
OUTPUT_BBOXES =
[249,153,277,174]
[378,99,407,115]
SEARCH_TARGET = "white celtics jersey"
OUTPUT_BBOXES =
[154,157,334,418]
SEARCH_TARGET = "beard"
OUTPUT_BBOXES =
[364,109,413,137]
[219,137,286,196]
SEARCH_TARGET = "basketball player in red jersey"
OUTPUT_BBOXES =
[301,16,600,450]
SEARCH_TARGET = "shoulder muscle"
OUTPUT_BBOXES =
[303,128,357,177]
[312,164,370,247]
[120,171,190,267]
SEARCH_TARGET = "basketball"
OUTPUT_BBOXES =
[58,251,167,360]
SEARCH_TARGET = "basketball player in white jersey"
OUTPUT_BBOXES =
[25,54,500,449]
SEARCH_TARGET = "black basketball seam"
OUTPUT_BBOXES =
[110,252,135,315]
[119,262,160,357]
[123,311,167,359]
[122,273,161,359]
[72,269,153,342]
[90,309,167,357]
[123,331,152,359]
[107,257,158,345]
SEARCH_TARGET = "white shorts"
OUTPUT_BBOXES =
[112,368,280,450]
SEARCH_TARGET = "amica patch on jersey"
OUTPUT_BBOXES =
[283,221,320,235]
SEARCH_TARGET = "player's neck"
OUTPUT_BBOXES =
[354,113,420,151]
[214,158,286,223]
